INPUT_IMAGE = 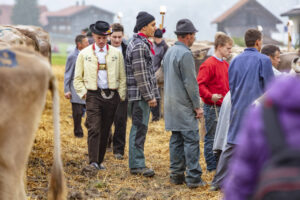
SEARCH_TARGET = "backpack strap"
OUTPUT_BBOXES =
[263,103,286,155]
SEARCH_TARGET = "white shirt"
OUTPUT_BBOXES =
[117,45,122,52]
[94,44,108,89]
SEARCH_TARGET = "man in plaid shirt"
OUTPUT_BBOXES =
[125,11,160,177]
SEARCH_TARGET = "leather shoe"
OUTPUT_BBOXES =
[170,174,185,185]
[186,179,206,189]
[130,167,155,177]
[90,162,100,170]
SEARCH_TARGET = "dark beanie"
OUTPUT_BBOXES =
[154,29,163,38]
[133,11,155,33]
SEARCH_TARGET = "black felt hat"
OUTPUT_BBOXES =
[89,21,112,35]
[133,11,155,33]
[174,19,198,35]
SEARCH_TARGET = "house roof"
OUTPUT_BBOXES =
[0,4,48,25]
[212,0,281,24]
[281,5,300,17]
[45,5,114,18]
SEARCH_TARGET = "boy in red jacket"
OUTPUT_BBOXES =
[197,34,233,172]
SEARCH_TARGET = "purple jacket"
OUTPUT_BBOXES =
[224,76,300,200]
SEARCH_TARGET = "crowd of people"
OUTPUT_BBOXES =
[63,10,300,197]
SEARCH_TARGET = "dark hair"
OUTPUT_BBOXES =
[176,33,193,39]
[244,29,262,47]
[81,28,89,33]
[261,45,280,57]
[111,23,124,33]
[75,34,87,45]
[215,34,233,49]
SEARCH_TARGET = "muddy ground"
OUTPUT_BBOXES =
[26,65,222,200]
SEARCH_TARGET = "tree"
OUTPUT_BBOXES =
[11,0,40,26]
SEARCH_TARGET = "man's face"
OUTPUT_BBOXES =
[154,37,163,44]
[187,33,196,47]
[218,43,233,59]
[110,31,123,47]
[92,33,108,48]
[143,20,156,37]
[270,50,281,68]
[77,37,89,50]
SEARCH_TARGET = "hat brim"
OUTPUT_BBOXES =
[90,24,112,36]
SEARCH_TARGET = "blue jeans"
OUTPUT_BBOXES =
[128,100,150,169]
[203,103,220,171]
[169,130,203,184]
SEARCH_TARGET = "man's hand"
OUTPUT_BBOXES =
[194,107,204,119]
[211,94,223,103]
[64,92,71,99]
[148,98,157,107]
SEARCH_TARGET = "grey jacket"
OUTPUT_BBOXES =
[163,41,200,131]
[153,40,168,72]
[64,48,85,104]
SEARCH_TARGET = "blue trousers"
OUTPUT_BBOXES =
[203,103,220,171]
[128,100,150,169]
[169,130,203,184]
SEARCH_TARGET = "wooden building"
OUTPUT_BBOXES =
[44,5,115,42]
[211,0,282,39]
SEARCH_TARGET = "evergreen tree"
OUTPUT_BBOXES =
[11,0,40,26]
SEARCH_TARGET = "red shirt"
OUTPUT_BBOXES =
[197,56,229,106]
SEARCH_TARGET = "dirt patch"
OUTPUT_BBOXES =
[26,65,222,199]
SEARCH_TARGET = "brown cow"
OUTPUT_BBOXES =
[0,25,51,62]
[0,44,66,199]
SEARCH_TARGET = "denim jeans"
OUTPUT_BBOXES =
[128,100,150,169]
[169,130,203,184]
[203,103,220,171]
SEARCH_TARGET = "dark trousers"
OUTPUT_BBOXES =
[107,100,128,155]
[170,130,203,184]
[203,103,220,171]
[71,103,85,137]
[211,143,235,187]
[150,87,161,121]
[128,100,150,169]
[86,89,120,164]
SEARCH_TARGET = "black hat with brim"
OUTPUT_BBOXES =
[90,21,112,36]
[174,19,198,35]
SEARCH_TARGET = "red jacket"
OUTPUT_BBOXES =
[197,56,229,106]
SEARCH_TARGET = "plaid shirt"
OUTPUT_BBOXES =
[125,34,160,102]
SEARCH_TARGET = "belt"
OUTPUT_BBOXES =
[98,64,107,70]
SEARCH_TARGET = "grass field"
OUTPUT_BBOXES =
[26,65,222,199]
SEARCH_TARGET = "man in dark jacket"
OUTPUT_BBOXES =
[107,23,128,160]
[125,11,160,177]
[150,28,168,122]
[64,34,89,137]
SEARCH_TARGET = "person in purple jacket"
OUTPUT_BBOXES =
[223,75,300,199]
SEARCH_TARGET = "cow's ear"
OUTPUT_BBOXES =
[292,57,299,64]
